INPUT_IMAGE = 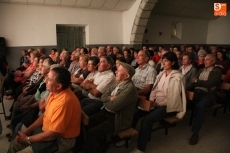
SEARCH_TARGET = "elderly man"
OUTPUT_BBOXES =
[189,54,221,145]
[90,47,98,57]
[59,51,71,69]
[80,56,116,115]
[97,47,106,58]
[8,67,81,153]
[83,62,138,153]
[116,50,156,147]
[132,50,157,97]
[68,50,80,75]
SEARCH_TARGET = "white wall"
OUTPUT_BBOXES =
[0,3,123,47]
[143,14,209,44]
[122,0,141,44]
[207,15,230,44]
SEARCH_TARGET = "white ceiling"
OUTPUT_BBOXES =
[0,0,136,10]
[0,0,229,19]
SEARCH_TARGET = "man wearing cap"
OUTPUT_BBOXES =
[82,62,138,153]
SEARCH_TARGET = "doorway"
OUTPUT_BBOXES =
[56,25,85,51]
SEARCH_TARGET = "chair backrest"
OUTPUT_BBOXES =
[138,96,151,111]
[186,91,194,101]
[219,82,230,90]
[81,110,89,126]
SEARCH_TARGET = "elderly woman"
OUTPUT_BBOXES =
[194,50,207,70]
[179,52,197,90]
[130,52,186,153]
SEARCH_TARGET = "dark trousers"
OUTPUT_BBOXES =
[80,98,103,116]
[133,107,167,151]
[83,109,115,153]
[192,91,211,134]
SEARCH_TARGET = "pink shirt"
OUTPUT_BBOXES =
[149,72,171,106]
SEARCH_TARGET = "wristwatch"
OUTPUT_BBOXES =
[27,137,32,145]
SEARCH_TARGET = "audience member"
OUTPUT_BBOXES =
[53,51,60,63]
[80,47,88,55]
[130,50,139,69]
[152,50,160,64]
[194,50,206,70]
[71,55,90,86]
[81,56,100,97]
[123,49,133,64]
[179,52,197,90]
[215,50,230,74]
[49,48,57,61]
[80,56,116,115]
[83,62,137,153]
[132,50,157,97]
[59,51,71,69]
[68,51,80,75]
[113,46,122,58]
[156,48,169,74]
[8,67,81,153]
[20,50,28,66]
[189,54,221,145]
[211,45,218,55]
[97,47,106,58]
[130,52,186,153]
[90,47,98,57]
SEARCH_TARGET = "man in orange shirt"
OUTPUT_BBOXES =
[8,67,81,153]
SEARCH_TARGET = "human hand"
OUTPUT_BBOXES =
[17,131,28,145]
[81,80,92,90]
[110,96,116,101]
[150,101,158,107]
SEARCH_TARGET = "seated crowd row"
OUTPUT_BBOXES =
[2,44,227,153]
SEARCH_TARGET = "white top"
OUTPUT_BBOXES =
[88,70,116,100]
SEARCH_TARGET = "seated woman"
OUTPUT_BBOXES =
[71,55,90,92]
[179,52,197,90]
[194,50,206,70]
[15,56,48,100]
[49,48,56,61]
[123,49,133,64]
[130,52,186,153]
[215,50,230,74]
[80,56,100,98]
[5,51,40,100]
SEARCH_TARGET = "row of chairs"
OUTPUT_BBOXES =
[80,77,230,150]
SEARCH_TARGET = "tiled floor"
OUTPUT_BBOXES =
[1,96,230,153]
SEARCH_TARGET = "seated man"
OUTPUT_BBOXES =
[8,67,81,153]
[189,54,221,145]
[83,62,138,153]
[132,50,157,99]
[68,50,80,75]
[80,56,116,115]
[116,50,157,147]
